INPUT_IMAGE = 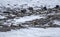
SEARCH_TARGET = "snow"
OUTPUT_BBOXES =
[12,15,46,24]
[0,0,60,8]
[0,15,6,19]
[0,28,60,37]
[0,0,60,37]
[53,20,60,25]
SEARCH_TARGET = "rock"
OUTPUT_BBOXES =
[6,14,16,19]
[42,6,47,10]
[48,22,53,27]
[29,18,50,27]
[38,18,50,25]
[48,21,60,27]
[3,11,10,14]
[28,7,33,11]
[0,25,9,28]
[55,5,60,9]
[10,25,20,29]
[10,24,26,29]
[21,9,27,13]
[0,25,11,32]
[47,14,60,20]
[7,4,10,5]
[47,15,53,19]
[0,28,11,32]
[32,21,38,25]
[18,24,26,28]
[53,24,60,27]
[47,9,53,14]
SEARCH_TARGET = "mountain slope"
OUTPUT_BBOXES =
[0,0,60,8]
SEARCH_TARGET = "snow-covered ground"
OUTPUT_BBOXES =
[0,0,60,8]
[0,28,60,37]
[0,0,60,37]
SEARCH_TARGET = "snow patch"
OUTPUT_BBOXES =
[0,28,60,37]
[12,15,45,24]
[53,20,60,25]
[0,15,6,19]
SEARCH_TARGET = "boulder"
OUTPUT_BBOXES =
[55,5,60,9]
[0,25,11,32]
[21,9,27,13]
[28,7,33,11]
